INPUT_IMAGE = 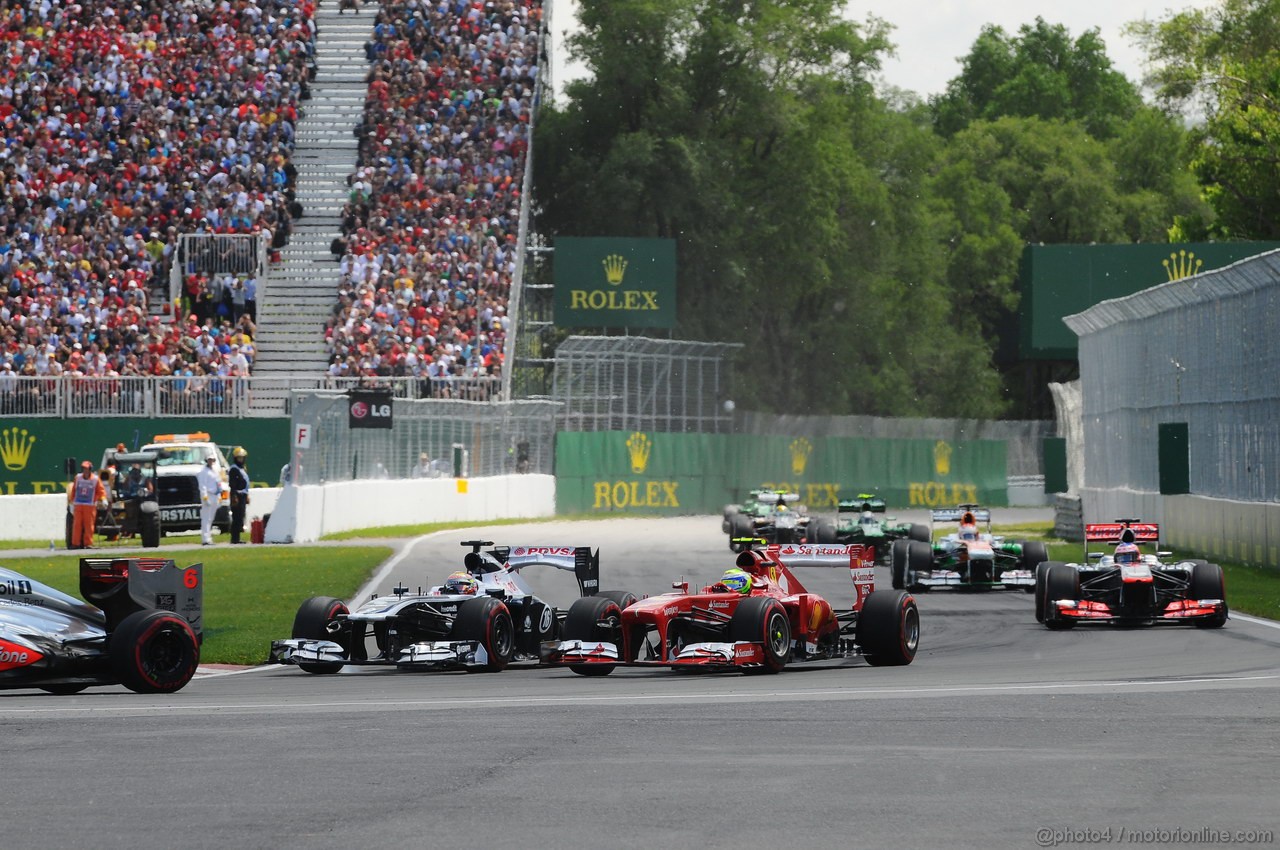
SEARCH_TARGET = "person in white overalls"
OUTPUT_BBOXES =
[196,455,222,545]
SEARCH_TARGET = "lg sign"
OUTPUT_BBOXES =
[348,390,394,430]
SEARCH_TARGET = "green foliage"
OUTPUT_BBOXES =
[7,547,390,665]
[1128,0,1280,238]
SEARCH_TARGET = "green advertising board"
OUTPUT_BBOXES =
[555,431,1007,514]
[0,418,290,495]
[553,237,676,329]
[1019,241,1280,360]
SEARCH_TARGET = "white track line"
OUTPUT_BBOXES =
[349,531,446,604]
[5,674,1277,716]
[1230,612,1280,631]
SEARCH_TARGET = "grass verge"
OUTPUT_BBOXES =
[2,546,390,665]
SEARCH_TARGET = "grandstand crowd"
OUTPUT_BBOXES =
[0,0,540,410]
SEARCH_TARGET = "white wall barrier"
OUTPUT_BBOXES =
[0,490,283,543]
[1082,488,1279,569]
[265,474,556,543]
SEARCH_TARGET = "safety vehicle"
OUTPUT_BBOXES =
[542,541,919,675]
[1037,520,1227,629]
[889,505,1048,590]
[0,557,203,694]
[270,541,604,673]
[138,432,231,533]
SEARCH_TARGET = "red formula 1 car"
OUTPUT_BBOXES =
[1036,520,1227,629]
[542,542,919,675]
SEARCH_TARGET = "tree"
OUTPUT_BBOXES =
[931,18,1143,139]
[1128,0,1280,239]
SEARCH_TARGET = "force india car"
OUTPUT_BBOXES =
[889,505,1048,591]
[1037,521,1227,629]
[270,541,605,673]
[542,542,919,675]
[807,494,930,562]
[0,557,203,694]
[724,491,814,551]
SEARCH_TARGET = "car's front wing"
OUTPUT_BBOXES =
[913,569,1034,589]
[542,639,767,669]
[270,638,490,669]
[1048,597,1226,624]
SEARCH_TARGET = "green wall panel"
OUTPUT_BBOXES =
[0,418,290,495]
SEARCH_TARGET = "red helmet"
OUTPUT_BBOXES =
[1114,543,1140,565]
[442,571,479,595]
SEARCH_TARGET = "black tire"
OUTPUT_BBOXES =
[908,524,931,543]
[1020,541,1049,572]
[140,511,161,548]
[562,596,624,676]
[597,590,638,611]
[722,508,738,534]
[452,596,515,672]
[109,609,200,693]
[857,590,920,666]
[808,519,836,545]
[1044,564,1080,630]
[1189,561,1228,628]
[727,596,790,674]
[890,539,910,590]
[728,513,753,550]
[907,541,933,589]
[1034,561,1062,623]
[65,511,75,550]
[291,596,349,674]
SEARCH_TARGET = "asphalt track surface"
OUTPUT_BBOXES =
[4,513,1278,850]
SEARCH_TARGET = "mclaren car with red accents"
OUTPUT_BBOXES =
[542,542,919,675]
[270,541,604,674]
[0,557,203,694]
[1036,521,1227,629]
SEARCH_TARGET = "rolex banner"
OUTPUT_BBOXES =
[554,431,1007,514]
[553,237,676,329]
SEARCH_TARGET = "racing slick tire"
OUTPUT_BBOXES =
[808,519,837,545]
[728,597,791,674]
[292,596,350,674]
[1189,561,1228,628]
[908,524,931,543]
[562,596,624,676]
[1019,542,1049,587]
[857,590,919,666]
[597,590,638,611]
[906,541,933,590]
[728,513,753,551]
[890,539,910,590]
[453,596,516,672]
[109,609,200,694]
[1034,561,1063,623]
[1043,564,1080,630]
[140,510,162,549]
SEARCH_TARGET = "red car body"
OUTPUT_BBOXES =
[543,542,919,675]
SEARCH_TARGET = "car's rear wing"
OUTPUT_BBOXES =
[1085,521,1160,545]
[756,491,800,506]
[738,543,875,610]
[79,557,203,637]
[839,494,886,514]
[931,506,991,524]
[475,544,600,597]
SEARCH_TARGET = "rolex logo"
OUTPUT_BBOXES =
[1,427,36,471]
[933,440,953,477]
[1163,249,1203,282]
[789,438,812,477]
[602,254,629,286]
[625,431,652,474]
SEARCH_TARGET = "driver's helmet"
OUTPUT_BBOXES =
[718,568,752,595]
[442,570,479,595]
[1114,542,1140,565]
[958,523,978,541]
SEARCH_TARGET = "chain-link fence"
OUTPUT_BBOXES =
[1065,249,1280,502]
[289,392,559,484]
[551,335,741,434]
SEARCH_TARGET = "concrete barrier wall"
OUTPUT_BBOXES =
[268,474,556,543]
[1083,488,1279,569]
[0,489,283,542]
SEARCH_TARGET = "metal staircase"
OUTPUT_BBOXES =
[250,2,371,413]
